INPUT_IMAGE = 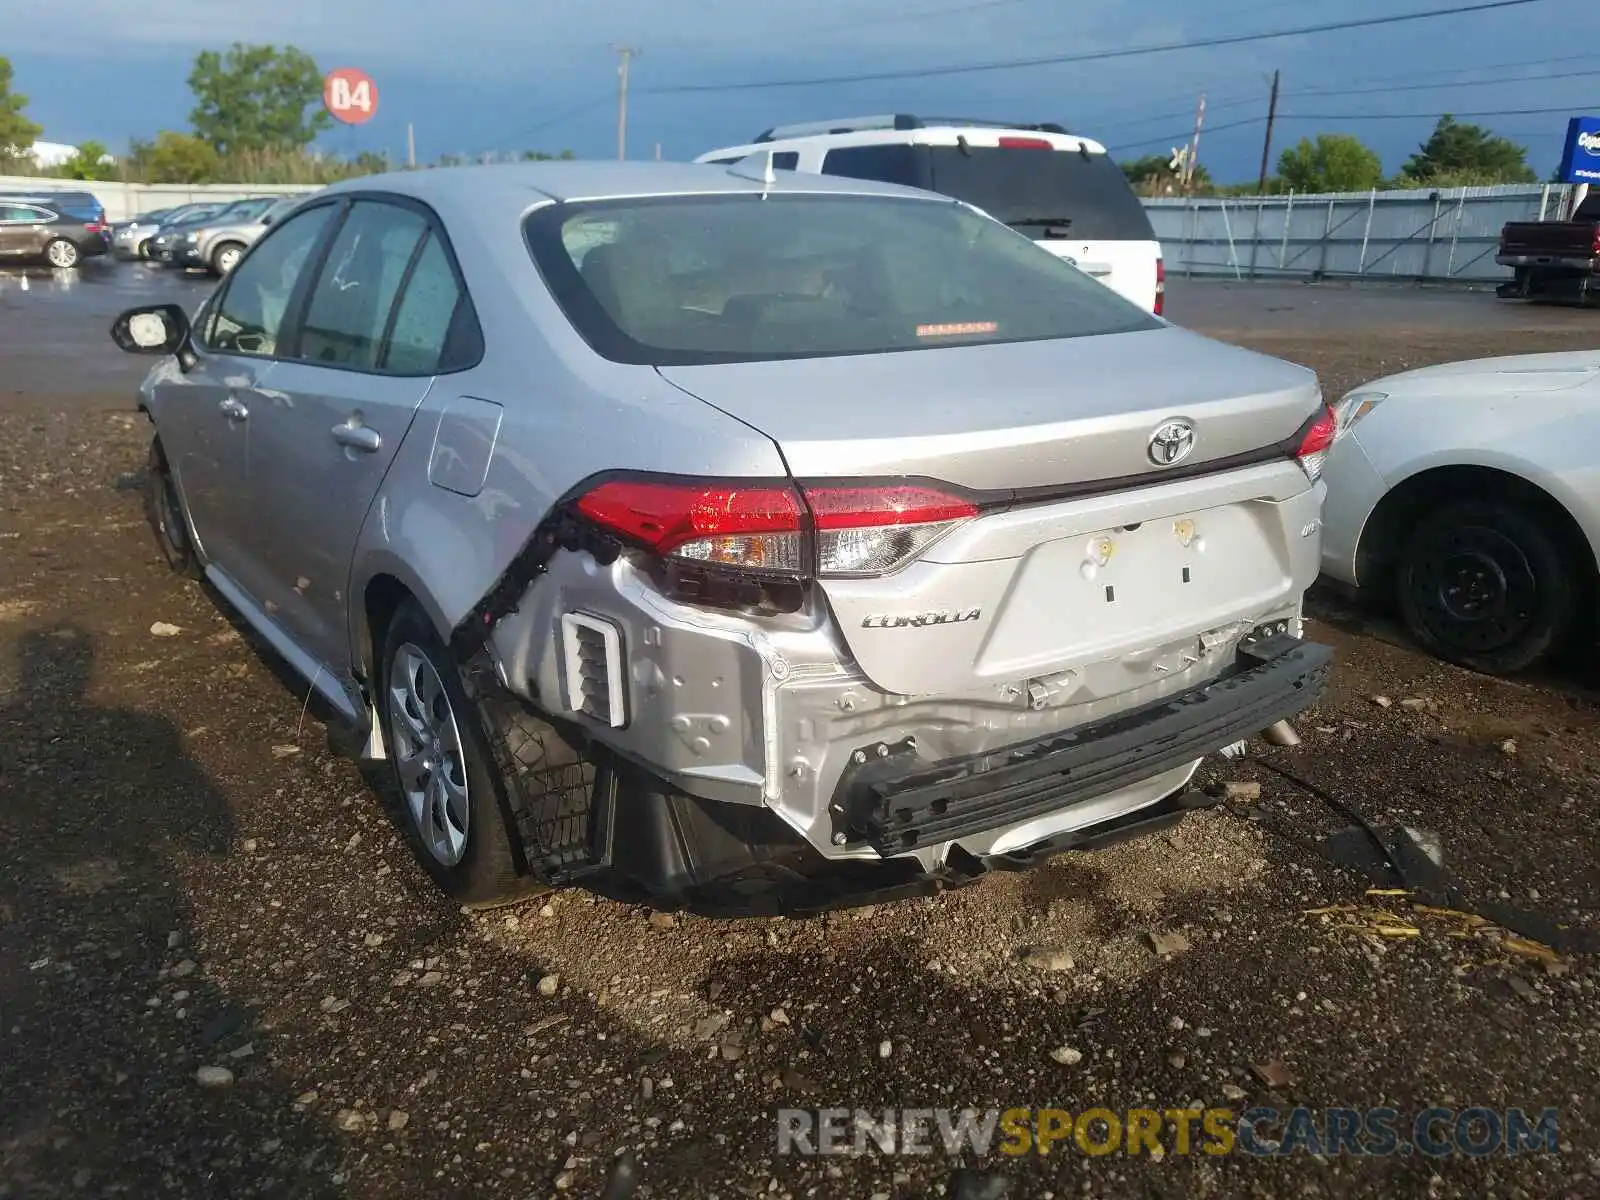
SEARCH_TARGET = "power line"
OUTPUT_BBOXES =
[641,0,1549,94]
[1089,56,1600,140]
[1112,102,1586,154]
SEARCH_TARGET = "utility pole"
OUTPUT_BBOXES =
[1256,70,1280,195]
[406,123,416,169]
[1183,93,1206,194]
[614,45,638,161]
[654,142,662,161]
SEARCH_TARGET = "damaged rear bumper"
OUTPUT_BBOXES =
[835,632,1331,855]
[475,630,1330,918]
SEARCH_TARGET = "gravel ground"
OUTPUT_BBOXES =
[2,272,1599,1199]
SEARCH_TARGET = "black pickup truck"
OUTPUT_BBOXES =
[1497,193,1600,302]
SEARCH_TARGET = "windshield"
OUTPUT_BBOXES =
[524,193,1158,366]
[927,147,1156,241]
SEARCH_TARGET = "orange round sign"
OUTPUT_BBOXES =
[323,68,379,126]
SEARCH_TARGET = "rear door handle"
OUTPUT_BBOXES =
[219,396,249,420]
[332,421,381,453]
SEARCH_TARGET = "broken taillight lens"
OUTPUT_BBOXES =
[572,476,980,585]
[1292,404,1339,482]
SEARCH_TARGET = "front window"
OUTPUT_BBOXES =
[524,192,1158,366]
[204,204,336,357]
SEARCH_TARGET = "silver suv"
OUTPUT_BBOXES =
[111,162,1333,916]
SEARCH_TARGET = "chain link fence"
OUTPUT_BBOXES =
[1145,184,1575,284]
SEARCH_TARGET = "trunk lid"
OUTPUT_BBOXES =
[657,324,1319,491]
[659,326,1324,696]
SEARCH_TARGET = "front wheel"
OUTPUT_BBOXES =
[143,435,202,579]
[44,238,80,269]
[378,601,548,908]
[1396,499,1575,675]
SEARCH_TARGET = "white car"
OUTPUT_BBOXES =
[1320,350,1600,675]
[696,114,1165,314]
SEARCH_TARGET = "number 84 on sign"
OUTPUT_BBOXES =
[323,68,379,125]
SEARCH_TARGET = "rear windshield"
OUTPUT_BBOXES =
[927,147,1156,241]
[524,193,1158,366]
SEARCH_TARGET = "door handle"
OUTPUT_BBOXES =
[332,420,382,453]
[219,396,249,421]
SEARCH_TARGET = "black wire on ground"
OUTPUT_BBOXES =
[1239,748,1598,956]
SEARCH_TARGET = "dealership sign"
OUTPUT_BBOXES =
[1557,116,1600,184]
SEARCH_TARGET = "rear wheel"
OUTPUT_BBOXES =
[378,600,549,909]
[1396,499,1575,675]
[44,239,79,269]
[211,241,245,276]
[143,435,202,579]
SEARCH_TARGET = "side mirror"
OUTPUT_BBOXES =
[261,212,275,227]
[110,303,196,369]
[111,303,189,354]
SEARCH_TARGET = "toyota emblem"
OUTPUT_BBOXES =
[1147,419,1196,467]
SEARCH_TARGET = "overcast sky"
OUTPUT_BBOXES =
[6,0,1595,181]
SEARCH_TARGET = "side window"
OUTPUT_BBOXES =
[205,204,336,357]
[820,145,922,186]
[0,204,39,221]
[771,151,799,171]
[383,233,472,374]
[296,201,428,370]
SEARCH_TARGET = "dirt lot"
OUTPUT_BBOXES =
[2,266,1599,1199]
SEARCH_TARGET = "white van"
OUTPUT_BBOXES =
[696,114,1165,314]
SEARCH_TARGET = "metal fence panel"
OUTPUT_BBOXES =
[1145,184,1571,284]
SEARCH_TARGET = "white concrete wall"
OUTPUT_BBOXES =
[0,176,321,222]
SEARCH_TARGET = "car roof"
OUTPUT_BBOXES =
[315,160,949,213]
[697,124,1109,161]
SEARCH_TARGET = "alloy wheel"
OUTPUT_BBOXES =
[387,643,472,867]
[46,240,79,269]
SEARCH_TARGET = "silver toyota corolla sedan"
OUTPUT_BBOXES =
[110,160,1335,916]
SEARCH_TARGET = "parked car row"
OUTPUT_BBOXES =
[0,187,309,275]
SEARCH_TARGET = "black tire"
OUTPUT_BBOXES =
[143,435,202,579]
[44,238,80,269]
[1396,499,1575,675]
[377,600,550,909]
[211,241,246,276]
[136,239,152,259]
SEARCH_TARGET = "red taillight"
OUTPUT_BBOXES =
[997,136,1053,150]
[572,476,979,583]
[1154,256,1166,316]
[804,483,980,577]
[85,221,105,233]
[804,484,978,529]
[1293,404,1338,482]
[1591,226,1600,256]
[574,479,805,572]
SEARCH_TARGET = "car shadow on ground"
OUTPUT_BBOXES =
[0,626,345,1198]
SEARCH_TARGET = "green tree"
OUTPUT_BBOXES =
[188,43,331,155]
[1276,134,1384,193]
[130,131,222,183]
[0,56,44,159]
[1401,115,1537,185]
[60,139,116,181]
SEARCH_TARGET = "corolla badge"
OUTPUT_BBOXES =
[1147,418,1197,467]
[862,608,981,629]
[1580,131,1600,156]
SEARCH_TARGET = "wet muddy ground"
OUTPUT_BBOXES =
[2,263,1599,1199]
